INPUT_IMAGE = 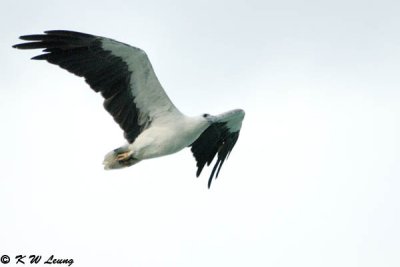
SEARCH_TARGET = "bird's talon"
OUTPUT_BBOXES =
[116,152,131,162]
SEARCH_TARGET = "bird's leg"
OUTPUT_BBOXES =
[115,150,139,168]
[104,147,139,169]
[116,151,132,161]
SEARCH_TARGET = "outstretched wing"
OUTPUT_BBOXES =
[190,109,245,188]
[13,30,181,143]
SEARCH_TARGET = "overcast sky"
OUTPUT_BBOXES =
[1,0,399,266]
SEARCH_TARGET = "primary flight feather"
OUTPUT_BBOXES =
[13,30,245,188]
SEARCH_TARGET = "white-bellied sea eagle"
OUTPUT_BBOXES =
[13,30,245,188]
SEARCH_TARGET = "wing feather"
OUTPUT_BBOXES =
[13,30,181,143]
[190,109,245,188]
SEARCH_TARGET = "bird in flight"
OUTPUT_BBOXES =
[13,30,245,188]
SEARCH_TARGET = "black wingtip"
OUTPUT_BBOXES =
[31,54,49,60]
[196,167,203,178]
[44,30,95,39]
[12,42,27,49]
[19,34,44,41]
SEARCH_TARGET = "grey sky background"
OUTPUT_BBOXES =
[1,0,399,266]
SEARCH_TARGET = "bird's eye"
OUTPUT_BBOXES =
[202,113,210,118]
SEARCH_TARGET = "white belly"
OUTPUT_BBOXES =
[130,116,209,160]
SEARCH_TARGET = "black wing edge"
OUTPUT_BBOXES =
[12,30,143,143]
[190,122,241,189]
[12,30,97,52]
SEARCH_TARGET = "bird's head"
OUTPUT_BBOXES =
[202,113,217,123]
